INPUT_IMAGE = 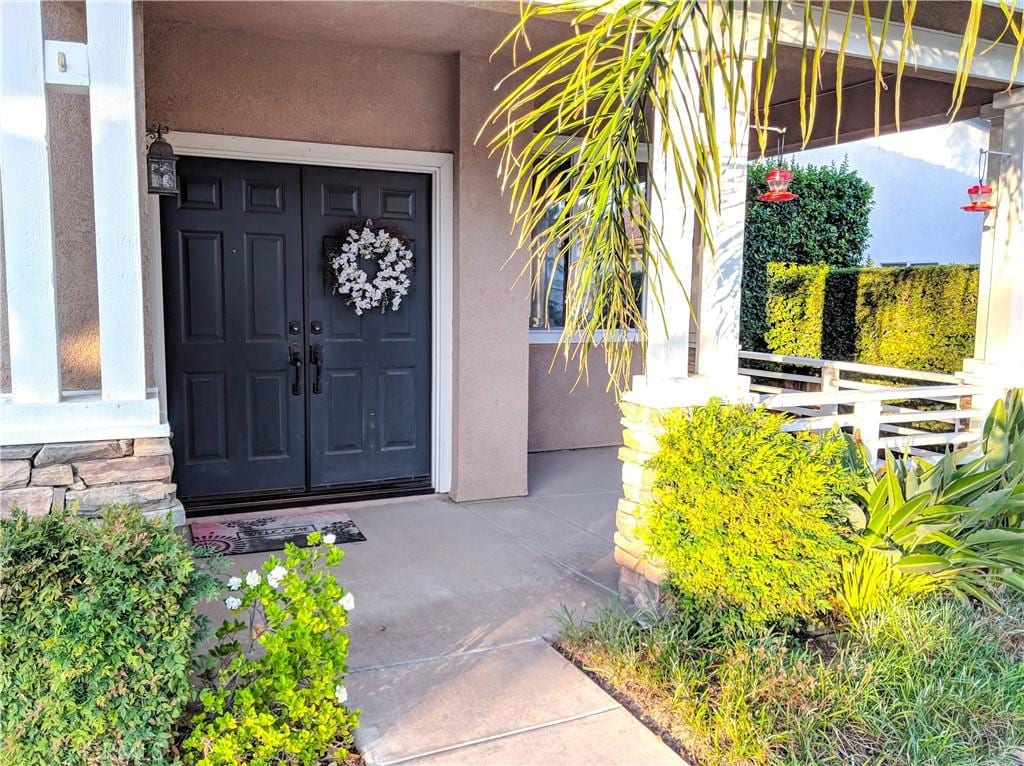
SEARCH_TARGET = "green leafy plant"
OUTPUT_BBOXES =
[639,400,863,629]
[743,159,873,352]
[840,390,1024,621]
[0,507,217,766]
[765,262,979,372]
[183,531,359,766]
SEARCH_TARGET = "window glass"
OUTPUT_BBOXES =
[530,162,647,332]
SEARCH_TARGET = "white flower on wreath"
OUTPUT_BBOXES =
[327,220,413,315]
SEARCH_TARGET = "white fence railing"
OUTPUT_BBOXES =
[739,351,990,463]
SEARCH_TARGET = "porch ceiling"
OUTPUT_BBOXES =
[755,46,1008,157]
[143,1,1013,155]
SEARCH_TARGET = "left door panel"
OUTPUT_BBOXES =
[161,158,306,500]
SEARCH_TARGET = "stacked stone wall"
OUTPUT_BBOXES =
[0,438,182,524]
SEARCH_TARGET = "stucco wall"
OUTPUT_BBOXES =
[144,24,529,500]
[451,54,530,499]
[528,344,636,452]
[144,22,456,153]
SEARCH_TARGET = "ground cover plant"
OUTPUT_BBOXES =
[563,392,1024,765]
[559,593,1024,766]
[183,531,360,766]
[0,508,217,766]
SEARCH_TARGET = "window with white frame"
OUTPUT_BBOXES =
[529,156,648,341]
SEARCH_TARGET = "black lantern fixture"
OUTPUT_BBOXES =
[146,125,179,195]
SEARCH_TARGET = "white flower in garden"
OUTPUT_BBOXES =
[225,596,242,610]
[227,576,242,591]
[335,684,348,705]
[323,533,336,545]
[245,570,262,588]
[267,565,288,588]
[339,592,355,611]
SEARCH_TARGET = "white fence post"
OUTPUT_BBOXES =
[820,360,840,414]
[852,399,882,466]
[0,0,62,404]
[86,0,147,401]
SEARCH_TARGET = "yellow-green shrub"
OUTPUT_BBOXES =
[639,401,861,629]
[765,262,979,373]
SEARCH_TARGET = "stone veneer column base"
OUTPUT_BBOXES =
[0,437,183,525]
[615,399,671,612]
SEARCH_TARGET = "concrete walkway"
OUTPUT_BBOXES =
[195,448,684,766]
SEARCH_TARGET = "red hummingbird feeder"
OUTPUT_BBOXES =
[961,183,995,213]
[754,125,798,203]
[962,148,1010,213]
[758,168,798,203]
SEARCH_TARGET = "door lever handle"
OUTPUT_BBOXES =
[288,344,303,396]
[311,343,324,394]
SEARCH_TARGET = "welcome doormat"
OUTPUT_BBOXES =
[190,511,366,556]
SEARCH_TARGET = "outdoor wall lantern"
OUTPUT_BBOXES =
[962,148,1009,213]
[146,125,179,196]
[752,125,798,203]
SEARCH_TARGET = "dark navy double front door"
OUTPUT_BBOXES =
[161,157,431,503]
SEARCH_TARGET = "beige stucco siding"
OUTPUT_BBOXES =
[528,344,638,452]
[451,53,530,500]
[144,22,457,153]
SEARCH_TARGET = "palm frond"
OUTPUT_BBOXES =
[482,0,1023,394]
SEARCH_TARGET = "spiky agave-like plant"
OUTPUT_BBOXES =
[482,1,1023,393]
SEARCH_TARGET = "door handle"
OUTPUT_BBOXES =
[288,344,303,395]
[311,343,324,395]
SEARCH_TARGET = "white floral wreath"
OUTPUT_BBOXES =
[326,220,413,315]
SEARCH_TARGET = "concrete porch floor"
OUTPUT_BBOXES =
[194,447,683,765]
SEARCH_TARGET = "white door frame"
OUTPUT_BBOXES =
[152,132,454,494]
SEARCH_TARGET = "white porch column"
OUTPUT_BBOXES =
[87,0,147,402]
[627,56,754,409]
[638,63,697,392]
[693,68,753,396]
[0,1,62,404]
[962,89,1024,391]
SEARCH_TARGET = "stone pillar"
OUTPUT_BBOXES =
[616,52,756,608]
[960,91,1024,420]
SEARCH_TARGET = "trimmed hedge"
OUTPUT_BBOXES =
[765,262,979,373]
[742,159,873,352]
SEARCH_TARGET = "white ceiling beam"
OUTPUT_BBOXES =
[773,4,1024,87]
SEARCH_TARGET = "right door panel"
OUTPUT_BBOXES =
[302,166,432,489]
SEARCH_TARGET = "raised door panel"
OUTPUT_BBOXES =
[162,157,306,500]
[303,165,432,488]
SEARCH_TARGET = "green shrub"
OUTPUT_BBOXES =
[559,593,1024,766]
[184,531,359,765]
[840,390,1024,622]
[742,159,873,352]
[765,262,979,373]
[639,400,862,629]
[0,507,216,766]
